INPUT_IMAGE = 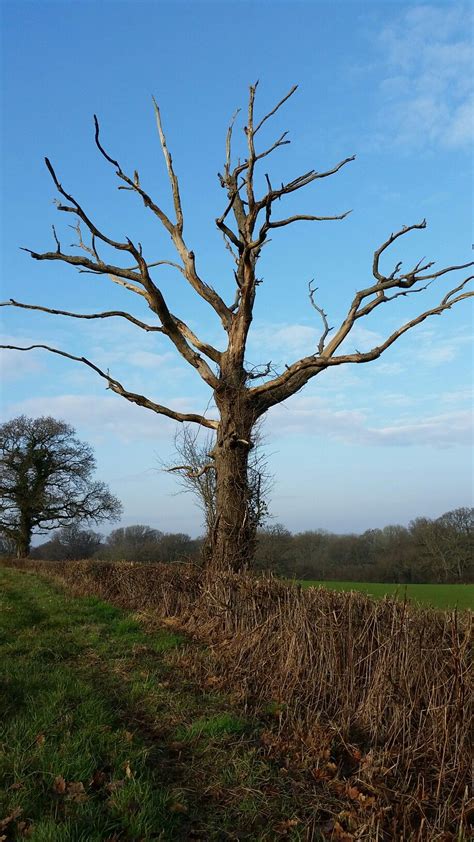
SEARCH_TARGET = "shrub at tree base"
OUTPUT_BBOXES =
[12,559,472,840]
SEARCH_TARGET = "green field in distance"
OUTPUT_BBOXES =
[299,581,473,610]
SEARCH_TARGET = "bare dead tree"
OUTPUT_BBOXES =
[2,83,473,572]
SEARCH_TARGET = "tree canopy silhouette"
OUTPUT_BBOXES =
[0,416,122,557]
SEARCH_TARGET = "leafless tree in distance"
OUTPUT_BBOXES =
[165,423,272,557]
[1,84,472,571]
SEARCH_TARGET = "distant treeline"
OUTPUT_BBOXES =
[28,524,200,565]
[254,507,473,584]
[11,506,472,584]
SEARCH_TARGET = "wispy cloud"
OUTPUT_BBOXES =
[127,350,176,369]
[374,4,473,150]
[3,393,216,444]
[411,328,473,366]
[440,387,472,405]
[0,318,193,392]
[267,395,472,448]
[373,361,405,376]
[248,324,318,359]
[247,322,383,365]
[0,350,44,382]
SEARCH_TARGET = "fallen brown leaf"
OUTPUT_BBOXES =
[16,820,34,837]
[0,807,22,833]
[169,741,185,751]
[274,817,300,835]
[312,767,330,781]
[90,770,107,789]
[66,781,87,803]
[358,793,376,809]
[106,780,125,793]
[52,776,66,794]
[169,802,188,814]
[329,821,354,841]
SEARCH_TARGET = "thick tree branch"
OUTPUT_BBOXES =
[166,462,216,479]
[25,163,222,382]
[45,157,135,253]
[94,114,232,329]
[0,298,222,362]
[171,317,222,363]
[245,81,258,211]
[21,247,147,294]
[214,85,356,370]
[0,344,219,429]
[254,156,356,217]
[22,245,219,381]
[152,97,184,234]
[215,87,355,345]
[0,299,164,332]
[322,222,474,359]
[215,216,243,252]
[250,275,473,413]
[327,286,474,366]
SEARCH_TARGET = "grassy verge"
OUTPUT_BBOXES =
[298,580,474,610]
[0,567,316,841]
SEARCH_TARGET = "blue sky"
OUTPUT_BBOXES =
[1,0,472,537]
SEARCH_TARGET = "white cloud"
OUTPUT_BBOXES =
[339,324,383,353]
[247,322,383,365]
[0,349,44,382]
[248,323,319,358]
[0,332,50,384]
[0,320,194,396]
[3,393,217,444]
[440,388,472,405]
[373,361,405,376]
[372,410,472,448]
[127,350,177,369]
[377,392,415,408]
[267,395,472,448]
[374,4,473,150]
[412,331,473,366]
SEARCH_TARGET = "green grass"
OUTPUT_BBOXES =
[0,567,314,841]
[175,712,247,742]
[299,580,474,610]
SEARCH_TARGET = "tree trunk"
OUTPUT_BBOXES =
[16,516,32,558]
[207,396,256,573]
